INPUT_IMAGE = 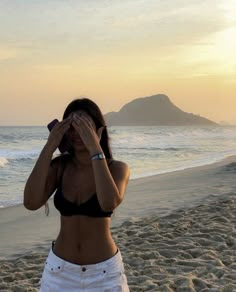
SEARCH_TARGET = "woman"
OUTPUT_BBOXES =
[24,98,130,291]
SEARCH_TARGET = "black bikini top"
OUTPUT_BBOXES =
[53,156,113,217]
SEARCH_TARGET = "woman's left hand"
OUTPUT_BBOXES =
[71,113,104,154]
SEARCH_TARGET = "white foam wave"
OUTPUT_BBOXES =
[0,157,9,167]
[0,148,40,160]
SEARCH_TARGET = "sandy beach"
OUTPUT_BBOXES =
[0,156,236,291]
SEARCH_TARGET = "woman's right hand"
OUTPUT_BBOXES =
[46,118,72,153]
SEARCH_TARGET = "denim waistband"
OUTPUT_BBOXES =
[46,248,123,274]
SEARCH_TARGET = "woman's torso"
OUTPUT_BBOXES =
[53,156,117,265]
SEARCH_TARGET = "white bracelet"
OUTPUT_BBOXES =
[90,152,106,160]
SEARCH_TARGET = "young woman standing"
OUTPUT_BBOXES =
[24,98,130,291]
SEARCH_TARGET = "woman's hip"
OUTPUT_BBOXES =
[39,247,129,291]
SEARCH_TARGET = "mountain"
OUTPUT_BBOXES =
[104,94,217,126]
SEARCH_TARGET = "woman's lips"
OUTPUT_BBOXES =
[72,137,83,144]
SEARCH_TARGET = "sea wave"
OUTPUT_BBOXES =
[113,146,193,151]
[9,157,36,162]
[0,149,40,161]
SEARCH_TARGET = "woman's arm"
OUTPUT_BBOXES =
[24,145,58,210]
[91,158,130,212]
[71,114,130,212]
[24,118,71,210]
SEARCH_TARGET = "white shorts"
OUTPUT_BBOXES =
[39,248,129,292]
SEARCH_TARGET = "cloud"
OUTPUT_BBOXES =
[0,0,233,72]
[0,0,228,48]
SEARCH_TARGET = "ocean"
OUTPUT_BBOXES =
[1,125,236,208]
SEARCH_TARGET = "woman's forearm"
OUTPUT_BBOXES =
[23,143,54,210]
[92,159,121,211]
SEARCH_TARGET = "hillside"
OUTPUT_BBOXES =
[105,94,217,126]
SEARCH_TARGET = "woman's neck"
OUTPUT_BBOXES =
[72,150,91,167]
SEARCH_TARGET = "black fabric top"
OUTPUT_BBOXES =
[53,158,113,217]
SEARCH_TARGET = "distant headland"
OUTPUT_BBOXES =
[105,94,217,126]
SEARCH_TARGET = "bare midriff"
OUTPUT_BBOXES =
[53,215,117,265]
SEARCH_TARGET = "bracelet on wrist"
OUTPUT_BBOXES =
[90,152,106,160]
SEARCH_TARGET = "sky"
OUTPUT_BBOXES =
[0,0,235,125]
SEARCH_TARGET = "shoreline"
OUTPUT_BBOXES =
[1,154,236,212]
[0,155,236,290]
[130,152,236,180]
[1,153,236,209]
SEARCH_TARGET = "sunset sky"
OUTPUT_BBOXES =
[0,0,235,125]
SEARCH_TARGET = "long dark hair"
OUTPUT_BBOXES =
[63,98,113,159]
[45,98,113,216]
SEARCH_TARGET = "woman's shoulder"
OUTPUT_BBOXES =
[107,159,128,167]
[107,159,130,175]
